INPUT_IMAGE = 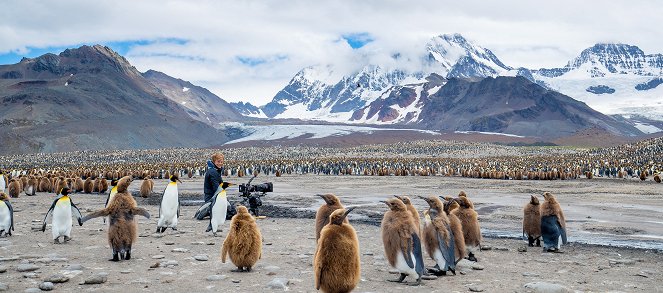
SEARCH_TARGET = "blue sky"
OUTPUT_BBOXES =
[1,0,661,105]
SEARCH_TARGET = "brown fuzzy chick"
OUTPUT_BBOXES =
[443,198,466,262]
[453,196,481,262]
[139,177,154,198]
[395,195,421,236]
[221,205,262,272]
[81,176,150,261]
[314,207,360,293]
[420,196,456,276]
[381,198,424,285]
[523,195,542,247]
[315,194,345,242]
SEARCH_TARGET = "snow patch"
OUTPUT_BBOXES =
[454,131,525,138]
[633,123,662,134]
[224,124,440,144]
[183,87,190,92]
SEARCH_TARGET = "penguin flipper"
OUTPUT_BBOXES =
[560,224,568,245]
[399,230,415,269]
[41,199,58,232]
[70,201,84,226]
[133,207,150,219]
[6,201,14,232]
[194,202,212,220]
[436,224,455,270]
[81,209,110,223]
[412,232,425,276]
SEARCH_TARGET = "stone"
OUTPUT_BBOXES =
[39,282,54,291]
[421,274,438,280]
[609,259,637,266]
[265,265,280,275]
[162,260,179,267]
[45,274,70,283]
[206,275,227,281]
[0,283,7,291]
[64,264,84,271]
[165,241,175,245]
[191,242,205,245]
[266,278,289,290]
[81,273,108,285]
[17,264,40,272]
[469,286,485,292]
[152,255,165,259]
[194,255,209,261]
[150,262,160,269]
[34,258,52,264]
[518,246,528,252]
[24,288,41,293]
[171,248,189,253]
[522,272,540,277]
[23,273,39,278]
[0,266,6,273]
[471,264,485,270]
[523,282,572,293]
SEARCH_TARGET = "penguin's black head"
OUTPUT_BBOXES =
[329,207,355,225]
[0,192,8,201]
[110,179,118,186]
[170,174,182,183]
[221,181,234,190]
[60,187,71,196]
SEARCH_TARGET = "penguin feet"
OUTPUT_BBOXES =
[466,253,478,262]
[405,278,422,286]
[63,236,71,243]
[110,253,120,262]
[536,239,541,247]
[231,267,249,272]
[53,238,61,244]
[124,251,131,260]
[388,273,407,283]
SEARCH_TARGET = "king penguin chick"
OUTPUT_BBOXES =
[395,195,421,236]
[315,193,345,242]
[156,174,181,233]
[0,192,14,237]
[442,198,465,263]
[41,187,83,244]
[206,182,234,236]
[381,198,424,286]
[81,176,150,261]
[221,205,262,272]
[420,196,456,276]
[523,195,542,247]
[453,196,481,262]
[540,192,567,252]
[139,176,153,198]
[314,207,360,293]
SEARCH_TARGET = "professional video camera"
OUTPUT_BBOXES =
[238,174,273,217]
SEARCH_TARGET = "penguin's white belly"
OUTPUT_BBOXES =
[210,198,228,231]
[395,251,418,277]
[159,186,179,226]
[0,177,5,192]
[433,248,448,268]
[52,205,72,237]
[0,204,10,231]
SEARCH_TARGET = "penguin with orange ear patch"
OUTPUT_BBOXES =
[420,196,456,276]
[314,207,360,293]
[221,205,262,272]
[540,192,567,252]
[523,195,542,247]
[0,192,14,237]
[315,193,345,242]
[81,176,150,261]
[381,198,424,285]
[41,187,83,244]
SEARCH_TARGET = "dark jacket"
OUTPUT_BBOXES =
[204,160,223,202]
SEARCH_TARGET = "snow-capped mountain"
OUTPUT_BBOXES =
[531,43,663,128]
[260,34,517,121]
[244,34,662,135]
[230,101,267,118]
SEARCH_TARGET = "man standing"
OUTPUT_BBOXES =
[204,152,225,203]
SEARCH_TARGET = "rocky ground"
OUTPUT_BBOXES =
[1,175,662,292]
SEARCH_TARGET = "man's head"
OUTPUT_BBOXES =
[211,152,224,168]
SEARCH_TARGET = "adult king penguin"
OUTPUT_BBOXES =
[157,174,181,233]
[420,196,456,276]
[0,192,14,237]
[381,198,424,286]
[523,195,542,247]
[314,207,360,293]
[540,192,567,252]
[41,187,83,244]
[315,193,345,242]
[205,182,234,236]
[0,170,6,193]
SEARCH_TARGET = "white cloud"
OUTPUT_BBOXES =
[1,0,662,105]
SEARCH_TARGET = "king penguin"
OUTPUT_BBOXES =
[206,182,234,236]
[442,197,465,263]
[540,192,567,252]
[41,187,83,244]
[0,171,6,193]
[221,205,262,272]
[0,192,14,237]
[315,193,345,242]
[420,196,456,276]
[395,195,421,236]
[523,195,542,247]
[453,196,481,262]
[314,207,361,293]
[381,198,425,286]
[157,174,181,233]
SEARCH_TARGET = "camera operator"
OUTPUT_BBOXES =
[204,152,225,203]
